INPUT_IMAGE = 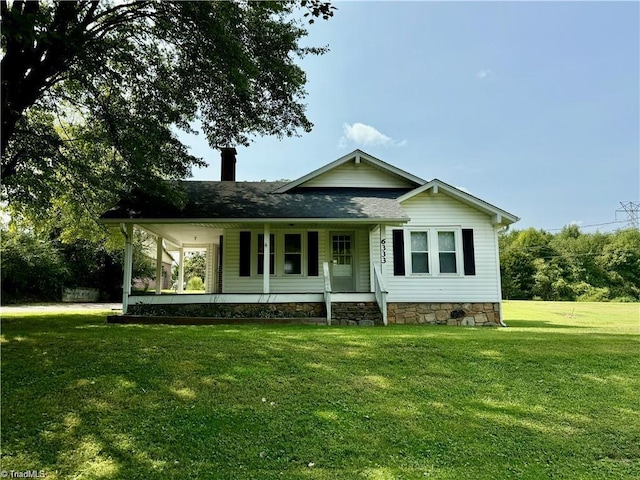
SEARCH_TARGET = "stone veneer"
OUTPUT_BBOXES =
[128,302,326,318]
[386,302,502,327]
[226,302,326,318]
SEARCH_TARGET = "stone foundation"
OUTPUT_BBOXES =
[128,302,326,318]
[387,302,502,327]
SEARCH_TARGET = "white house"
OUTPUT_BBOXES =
[101,149,519,326]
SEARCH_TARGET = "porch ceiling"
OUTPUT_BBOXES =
[136,220,402,249]
[140,223,224,249]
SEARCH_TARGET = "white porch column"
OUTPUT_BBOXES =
[177,247,185,293]
[205,244,214,293]
[263,224,270,294]
[212,244,220,293]
[155,236,163,295]
[122,223,134,313]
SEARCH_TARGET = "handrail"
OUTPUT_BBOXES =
[373,262,388,326]
[323,261,332,325]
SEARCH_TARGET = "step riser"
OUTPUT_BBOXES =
[331,302,383,326]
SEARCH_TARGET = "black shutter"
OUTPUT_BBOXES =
[462,229,476,276]
[218,236,223,291]
[392,229,405,276]
[307,231,319,276]
[239,231,251,277]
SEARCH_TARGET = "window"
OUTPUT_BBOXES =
[438,231,457,273]
[284,234,302,274]
[405,228,466,276]
[257,234,275,275]
[332,235,352,267]
[410,231,429,273]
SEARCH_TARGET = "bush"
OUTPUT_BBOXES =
[1,229,68,303]
[611,296,638,303]
[186,276,205,291]
[577,286,611,302]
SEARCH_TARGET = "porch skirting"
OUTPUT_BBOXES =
[387,302,502,326]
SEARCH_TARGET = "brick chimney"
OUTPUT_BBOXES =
[220,147,237,181]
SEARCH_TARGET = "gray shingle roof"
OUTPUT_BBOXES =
[100,181,412,221]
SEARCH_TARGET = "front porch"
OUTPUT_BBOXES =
[124,290,388,327]
[120,217,391,325]
[122,291,384,326]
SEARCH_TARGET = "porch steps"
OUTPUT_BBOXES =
[331,301,383,326]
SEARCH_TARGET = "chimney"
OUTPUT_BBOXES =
[220,147,237,181]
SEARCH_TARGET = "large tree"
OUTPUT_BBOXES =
[1,0,334,216]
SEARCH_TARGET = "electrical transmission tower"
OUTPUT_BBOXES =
[616,202,640,230]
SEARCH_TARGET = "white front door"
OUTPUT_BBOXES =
[330,233,355,292]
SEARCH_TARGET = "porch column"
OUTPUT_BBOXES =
[212,244,220,293]
[205,244,213,293]
[155,236,163,295]
[122,223,134,313]
[263,224,270,294]
[177,247,184,293]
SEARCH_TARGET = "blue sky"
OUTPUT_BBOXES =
[181,1,639,232]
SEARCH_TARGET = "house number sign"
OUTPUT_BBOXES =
[380,238,386,263]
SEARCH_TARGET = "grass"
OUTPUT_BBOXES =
[1,301,638,479]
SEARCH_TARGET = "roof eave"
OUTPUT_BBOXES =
[398,179,520,226]
[100,217,410,225]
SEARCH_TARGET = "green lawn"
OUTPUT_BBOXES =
[1,301,638,479]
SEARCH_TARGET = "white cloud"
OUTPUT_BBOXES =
[476,69,495,80]
[339,122,406,148]
[570,220,584,226]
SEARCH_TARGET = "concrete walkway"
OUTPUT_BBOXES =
[1,303,122,313]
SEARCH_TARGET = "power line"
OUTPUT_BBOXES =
[616,202,640,230]
[546,220,628,232]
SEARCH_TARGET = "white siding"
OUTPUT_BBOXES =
[303,160,415,188]
[369,225,383,264]
[223,227,371,293]
[384,192,501,303]
[223,228,326,294]
[355,230,370,291]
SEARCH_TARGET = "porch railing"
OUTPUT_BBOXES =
[323,261,332,325]
[373,262,388,326]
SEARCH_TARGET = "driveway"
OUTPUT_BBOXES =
[1,303,122,313]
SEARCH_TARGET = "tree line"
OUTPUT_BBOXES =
[0,225,155,304]
[500,225,640,302]
[3,222,638,304]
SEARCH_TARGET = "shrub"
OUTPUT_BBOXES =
[611,296,638,303]
[186,276,205,291]
[1,229,68,303]
[577,286,611,302]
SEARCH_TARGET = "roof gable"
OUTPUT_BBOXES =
[273,149,425,193]
[398,179,520,226]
